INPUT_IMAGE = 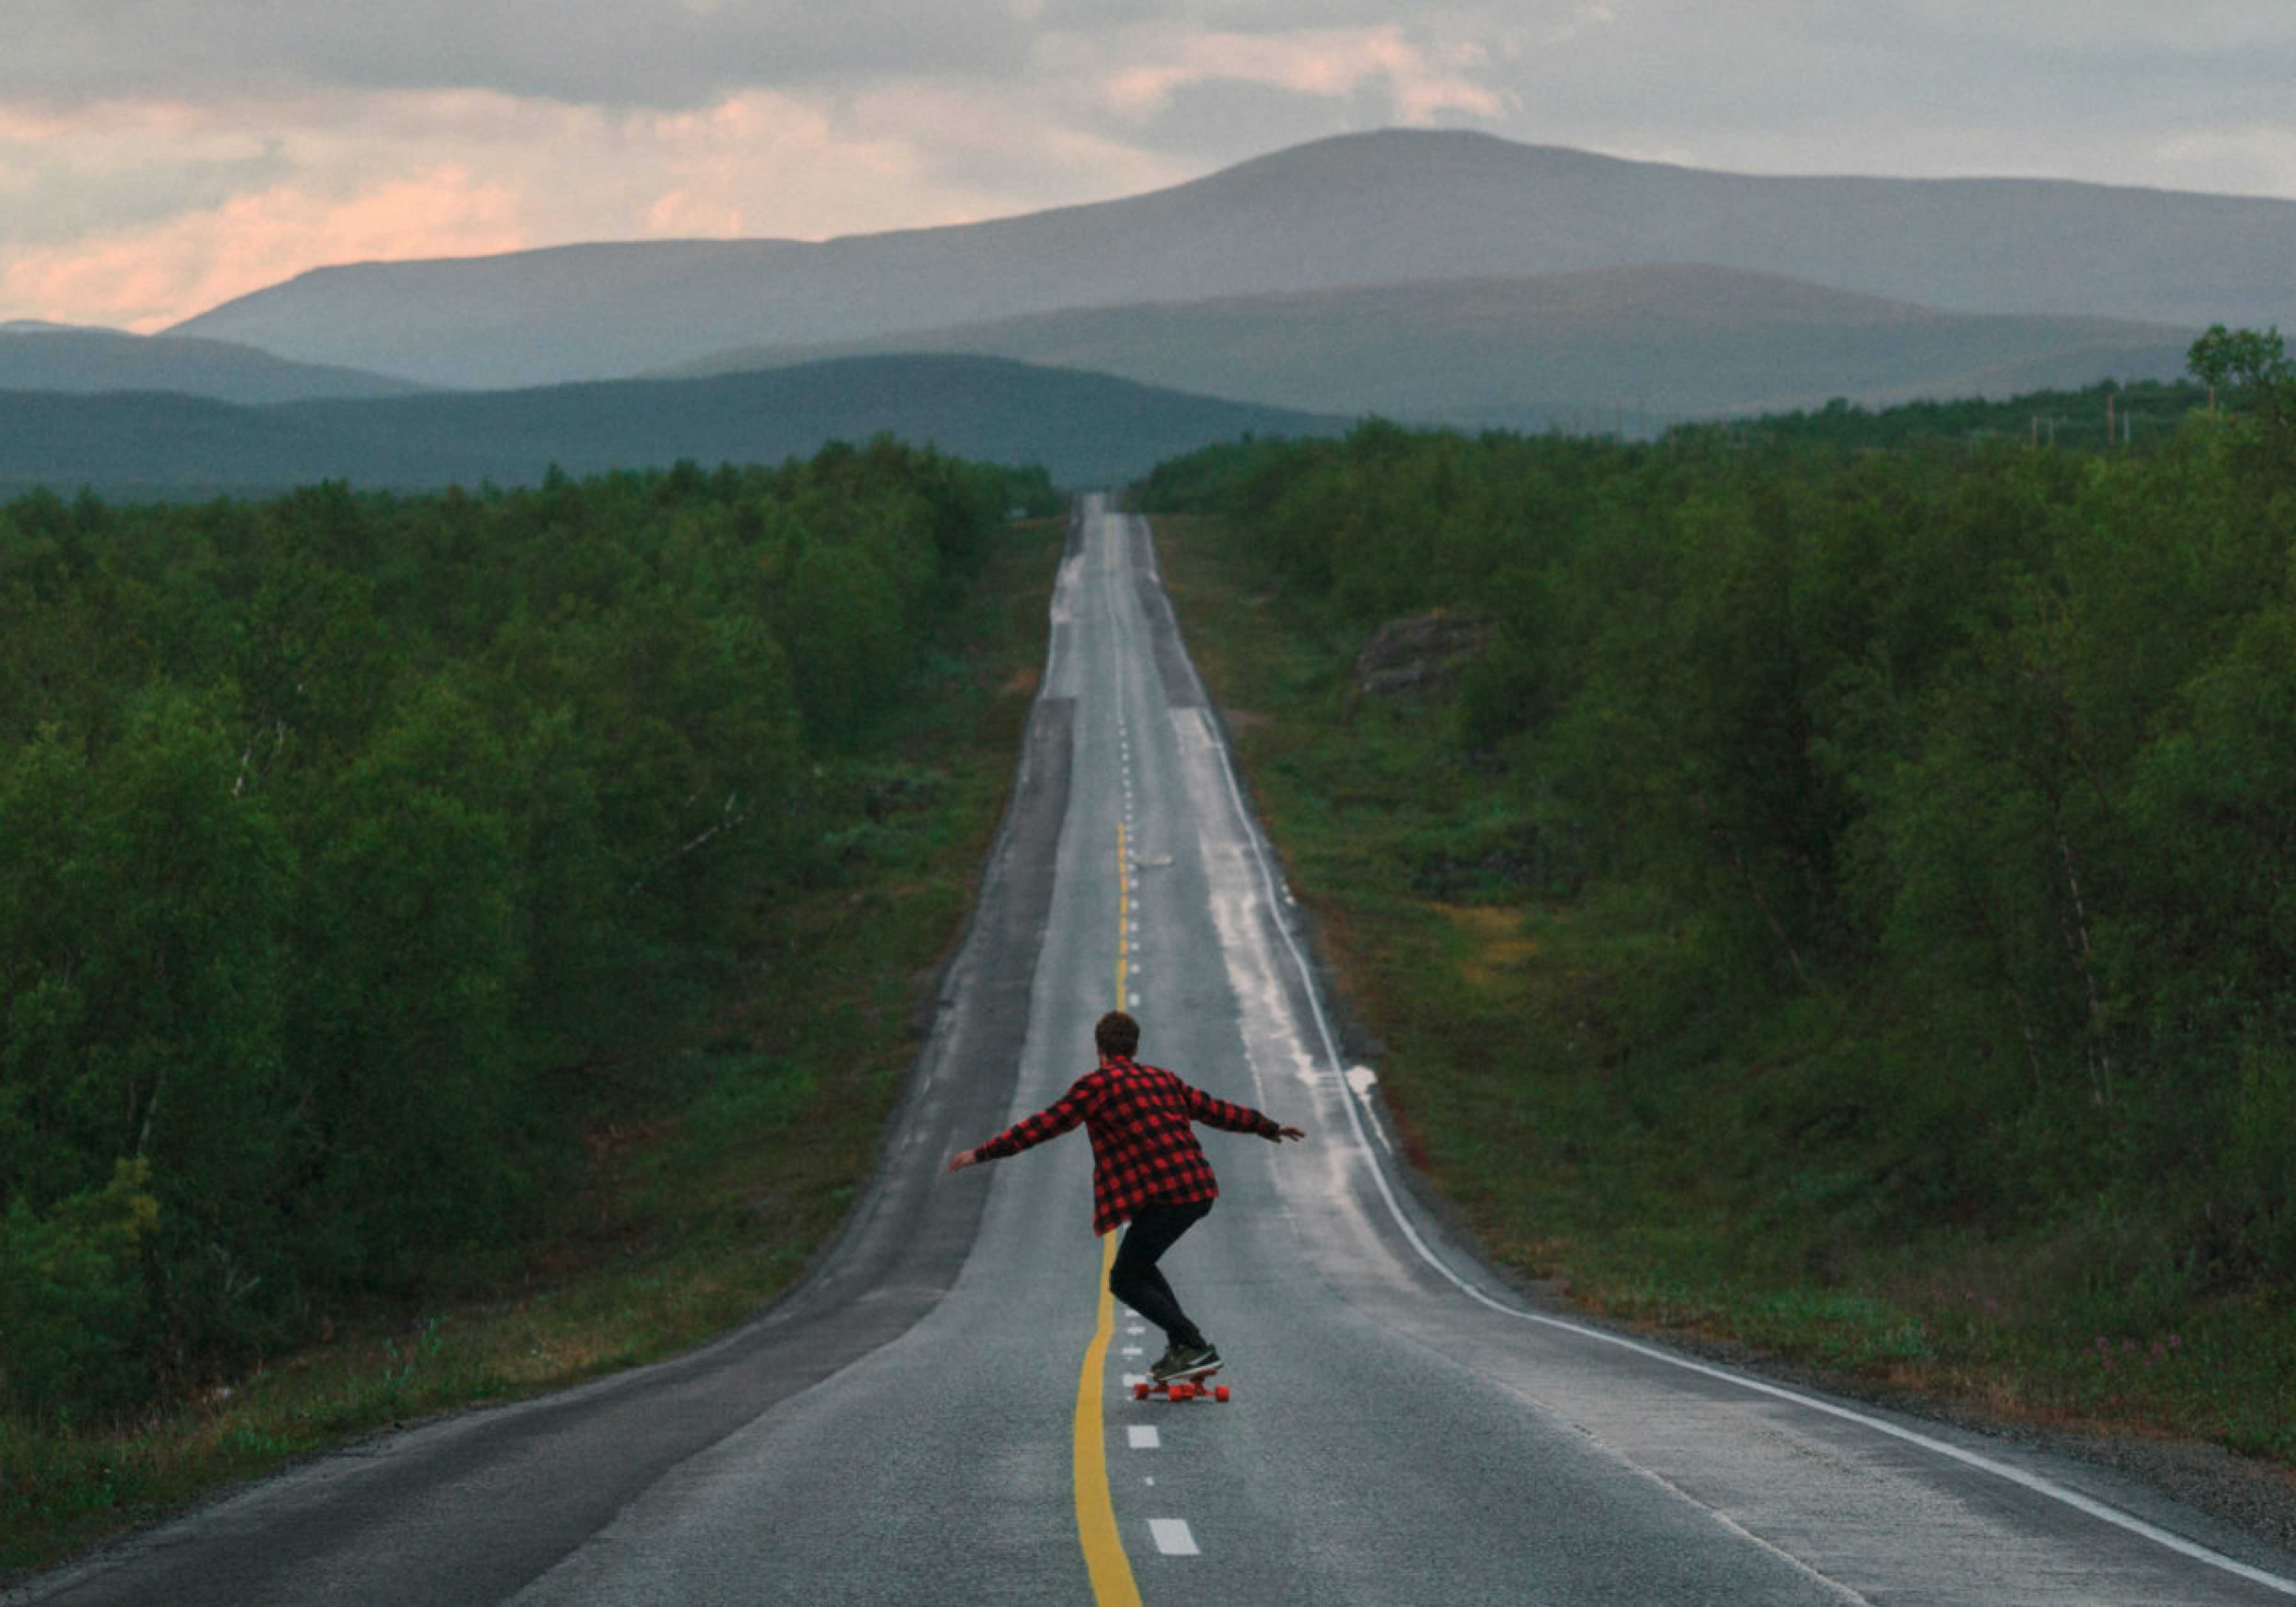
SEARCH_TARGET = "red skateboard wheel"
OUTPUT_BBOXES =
[1214,1385,1230,1402]
[1133,1381,1149,1399]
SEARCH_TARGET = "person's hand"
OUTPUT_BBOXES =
[1271,1125,1305,1143]
[945,1148,979,1173]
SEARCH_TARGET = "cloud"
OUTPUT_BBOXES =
[611,84,1170,241]
[0,74,1205,329]
[834,79,1196,223]
[1070,24,1512,125]
[0,101,295,248]
[0,0,1036,108]
[0,164,529,332]
[1861,0,2296,57]
[5,2,2296,331]
[2156,123,2296,200]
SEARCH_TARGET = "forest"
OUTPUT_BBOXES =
[1139,331,2296,1447]
[0,441,1052,1421]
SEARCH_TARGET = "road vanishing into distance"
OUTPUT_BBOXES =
[19,495,2296,1605]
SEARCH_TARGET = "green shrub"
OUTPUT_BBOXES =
[0,1161,159,1418]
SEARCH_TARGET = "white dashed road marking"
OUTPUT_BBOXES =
[1127,1426,1160,1450]
[1149,1519,1199,1556]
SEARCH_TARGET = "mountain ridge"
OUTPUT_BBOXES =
[0,325,428,403]
[0,354,1345,499]
[660,263,2196,427]
[166,129,2296,391]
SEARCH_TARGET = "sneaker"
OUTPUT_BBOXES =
[1149,1342,1221,1383]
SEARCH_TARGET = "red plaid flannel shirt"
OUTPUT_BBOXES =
[974,1055,1280,1234]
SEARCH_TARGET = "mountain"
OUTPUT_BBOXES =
[0,324,428,402]
[0,354,1344,500]
[168,130,2296,391]
[663,264,2196,427]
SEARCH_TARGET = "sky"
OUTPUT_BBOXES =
[6,1,2295,334]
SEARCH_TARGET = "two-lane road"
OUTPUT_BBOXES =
[20,496,2296,1604]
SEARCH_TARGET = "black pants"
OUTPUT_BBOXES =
[1109,1199,1213,1349]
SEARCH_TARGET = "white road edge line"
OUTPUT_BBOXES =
[1159,509,2296,1602]
[1148,1518,1199,1556]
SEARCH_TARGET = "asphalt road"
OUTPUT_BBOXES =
[18,495,2296,1605]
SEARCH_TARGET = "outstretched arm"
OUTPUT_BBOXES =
[1186,1083,1305,1143]
[944,1076,1094,1176]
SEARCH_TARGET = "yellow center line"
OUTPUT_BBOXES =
[1075,1234,1140,1605]
[1074,820,1142,1605]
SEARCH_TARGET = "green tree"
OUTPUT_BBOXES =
[2189,325,2296,484]
[0,1160,160,1416]
[0,692,294,1379]
[284,680,531,1292]
[2188,323,2290,400]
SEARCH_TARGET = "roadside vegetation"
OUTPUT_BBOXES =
[1732,376,2208,451]
[0,443,1064,1572]
[1140,328,2296,1469]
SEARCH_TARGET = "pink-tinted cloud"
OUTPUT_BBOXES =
[2,166,529,332]
[0,77,1201,328]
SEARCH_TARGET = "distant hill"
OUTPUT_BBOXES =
[168,129,2296,391]
[665,264,2196,427]
[0,324,428,402]
[0,355,1344,500]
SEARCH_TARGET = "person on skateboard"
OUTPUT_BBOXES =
[946,1010,1304,1383]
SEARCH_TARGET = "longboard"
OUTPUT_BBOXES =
[1133,1371,1230,1403]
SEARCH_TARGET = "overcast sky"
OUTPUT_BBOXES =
[6,1,2294,333]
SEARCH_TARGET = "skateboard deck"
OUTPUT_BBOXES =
[1133,1368,1230,1403]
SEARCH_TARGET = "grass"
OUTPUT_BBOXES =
[1150,510,2296,1477]
[0,517,1065,1579]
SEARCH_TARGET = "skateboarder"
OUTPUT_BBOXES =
[946,1010,1304,1383]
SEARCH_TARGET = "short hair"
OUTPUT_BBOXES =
[1094,1010,1140,1059]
